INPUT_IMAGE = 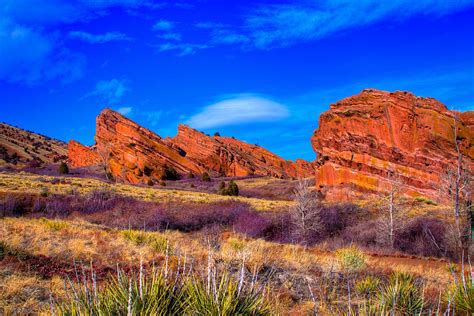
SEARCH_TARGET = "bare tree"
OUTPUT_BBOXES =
[96,144,113,181]
[439,115,472,258]
[290,179,322,245]
[377,172,403,248]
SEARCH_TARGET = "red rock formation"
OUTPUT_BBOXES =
[68,140,100,167]
[68,109,314,183]
[311,89,473,200]
[168,124,314,178]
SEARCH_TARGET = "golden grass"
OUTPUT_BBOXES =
[0,267,65,314]
[0,172,291,211]
[0,216,458,314]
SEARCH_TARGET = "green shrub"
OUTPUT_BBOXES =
[161,165,180,180]
[335,245,367,272]
[185,274,271,315]
[414,196,437,205]
[214,132,220,137]
[144,166,153,177]
[356,276,380,299]
[58,162,69,174]
[59,268,186,315]
[218,181,226,194]
[227,180,239,196]
[40,186,49,197]
[121,230,170,254]
[201,172,211,182]
[379,272,424,315]
[58,266,272,315]
[218,180,239,196]
[449,274,474,314]
[40,218,68,231]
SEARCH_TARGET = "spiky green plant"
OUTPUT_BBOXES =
[57,262,273,315]
[379,272,424,315]
[58,267,186,315]
[185,274,271,315]
[335,245,367,272]
[449,274,474,314]
[356,276,381,300]
[121,229,170,254]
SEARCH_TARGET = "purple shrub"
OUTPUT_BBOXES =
[232,209,271,238]
[340,219,379,246]
[395,217,451,258]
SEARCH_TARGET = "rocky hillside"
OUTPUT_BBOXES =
[0,123,67,168]
[311,89,473,200]
[68,109,314,184]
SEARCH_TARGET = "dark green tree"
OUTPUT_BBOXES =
[227,180,239,196]
[201,172,211,182]
[58,162,69,174]
[161,165,180,180]
[218,181,226,195]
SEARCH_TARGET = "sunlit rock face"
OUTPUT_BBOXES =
[311,89,473,200]
[68,109,314,184]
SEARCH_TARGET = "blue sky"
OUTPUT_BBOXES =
[1,0,473,161]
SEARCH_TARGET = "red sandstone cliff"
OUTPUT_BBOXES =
[68,109,314,183]
[167,124,314,178]
[311,89,473,200]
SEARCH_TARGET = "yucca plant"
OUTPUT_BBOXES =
[379,272,424,315]
[58,266,186,315]
[335,245,367,272]
[356,276,381,300]
[185,273,271,315]
[448,273,474,314]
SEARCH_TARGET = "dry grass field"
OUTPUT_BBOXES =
[0,171,471,315]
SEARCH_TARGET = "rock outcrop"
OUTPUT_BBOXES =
[68,109,314,183]
[311,89,473,200]
[168,124,314,178]
[68,140,100,168]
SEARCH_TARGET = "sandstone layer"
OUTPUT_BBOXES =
[68,109,314,183]
[311,89,473,200]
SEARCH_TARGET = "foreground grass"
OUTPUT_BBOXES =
[1,216,461,314]
[0,172,290,211]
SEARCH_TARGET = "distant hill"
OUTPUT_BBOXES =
[0,123,67,168]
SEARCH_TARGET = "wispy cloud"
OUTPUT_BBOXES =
[117,106,132,115]
[153,19,174,31]
[158,43,209,56]
[144,111,163,126]
[186,94,290,129]
[0,0,151,84]
[0,18,85,84]
[69,31,131,43]
[158,32,182,41]
[85,79,129,104]
[242,0,474,48]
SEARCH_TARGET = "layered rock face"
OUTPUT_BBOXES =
[68,140,100,167]
[168,124,315,178]
[68,109,314,183]
[311,89,473,200]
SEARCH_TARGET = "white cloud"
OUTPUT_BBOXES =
[85,79,129,104]
[0,18,85,83]
[186,94,290,129]
[153,19,174,31]
[69,31,131,43]
[157,42,209,56]
[158,32,181,41]
[117,106,132,115]
[229,0,474,49]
